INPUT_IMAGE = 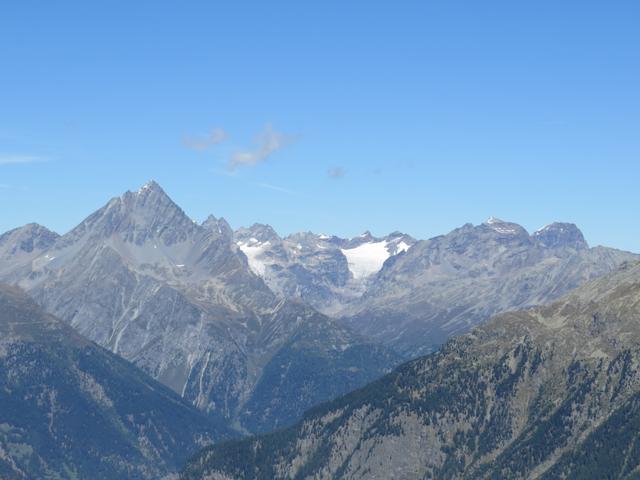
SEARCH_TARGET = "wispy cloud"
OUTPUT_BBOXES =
[183,128,227,151]
[0,154,47,165]
[0,183,11,189]
[252,181,296,195]
[229,124,294,170]
[211,169,296,195]
[327,166,346,179]
[210,167,238,178]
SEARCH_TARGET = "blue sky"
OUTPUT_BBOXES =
[1,1,639,251]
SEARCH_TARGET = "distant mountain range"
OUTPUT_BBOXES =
[0,284,230,480]
[181,260,640,480]
[234,224,415,313]
[229,213,637,360]
[0,180,636,445]
[0,182,399,434]
[340,217,637,357]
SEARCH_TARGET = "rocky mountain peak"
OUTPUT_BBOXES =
[482,216,529,237]
[68,181,197,246]
[358,230,374,241]
[122,179,181,212]
[136,179,163,194]
[285,231,322,243]
[236,223,281,243]
[385,231,416,246]
[202,214,233,239]
[0,223,59,255]
[387,230,408,239]
[533,222,588,250]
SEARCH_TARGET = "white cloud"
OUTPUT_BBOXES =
[229,124,294,170]
[183,128,227,151]
[0,154,46,165]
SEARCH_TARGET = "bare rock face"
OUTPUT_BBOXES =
[0,284,230,480]
[229,216,633,360]
[0,223,58,255]
[181,261,640,480]
[233,225,416,313]
[532,222,588,250]
[0,223,59,282]
[339,217,638,357]
[0,182,399,433]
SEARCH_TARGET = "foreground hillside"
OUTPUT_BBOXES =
[182,261,640,480]
[0,285,230,480]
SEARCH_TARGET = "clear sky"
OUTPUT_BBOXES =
[1,1,638,252]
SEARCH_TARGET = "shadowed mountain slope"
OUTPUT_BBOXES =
[0,284,231,480]
[182,261,640,480]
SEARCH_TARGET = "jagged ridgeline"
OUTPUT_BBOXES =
[181,261,640,480]
[0,284,231,480]
[1,180,637,469]
[0,182,636,437]
[0,181,401,434]
[340,218,639,358]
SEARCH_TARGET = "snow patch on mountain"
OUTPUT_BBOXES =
[341,241,391,279]
[395,240,412,253]
[237,239,269,276]
[485,217,523,235]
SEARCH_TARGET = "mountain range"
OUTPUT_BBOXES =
[1,180,638,478]
[0,182,399,434]
[340,217,637,357]
[181,259,640,479]
[234,225,415,313]
[230,215,637,358]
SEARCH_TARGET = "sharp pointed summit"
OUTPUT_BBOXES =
[137,179,162,192]
[65,180,196,246]
[124,179,181,211]
[202,214,233,239]
[128,180,181,209]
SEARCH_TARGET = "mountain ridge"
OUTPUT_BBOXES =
[340,217,638,356]
[0,182,401,434]
[181,260,640,480]
[1,181,636,433]
[0,283,231,480]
